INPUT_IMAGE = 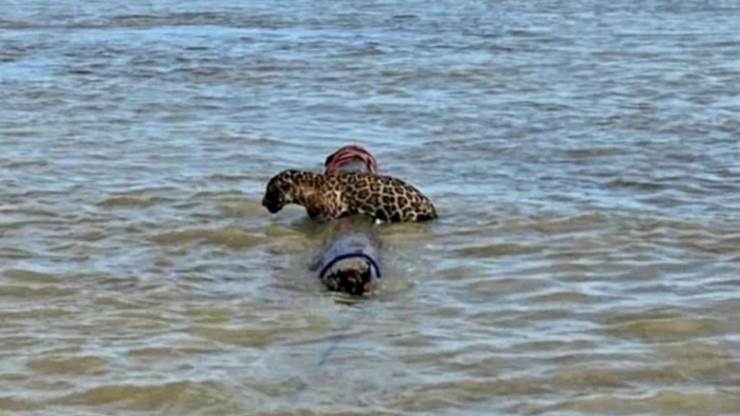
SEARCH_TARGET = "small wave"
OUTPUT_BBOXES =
[206,173,256,181]
[605,314,724,342]
[550,389,740,414]
[0,284,75,299]
[216,201,266,217]
[189,326,284,347]
[1,159,50,168]
[455,243,541,258]
[607,178,667,192]
[0,397,40,412]
[97,196,171,208]
[54,381,234,412]
[526,212,611,235]
[388,378,550,411]
[151,227,264,249]
[562,147,624,160]
[27,355,108,376]
[3,268,61,284]
[528,291,597,304]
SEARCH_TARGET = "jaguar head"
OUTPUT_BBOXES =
[261,170,306,213]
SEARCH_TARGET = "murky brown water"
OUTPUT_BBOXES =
[2,0,740,414]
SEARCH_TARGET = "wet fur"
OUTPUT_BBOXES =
[322,267,375,296]
[262,170,437,222]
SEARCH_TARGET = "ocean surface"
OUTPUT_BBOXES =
[2,1,740,414]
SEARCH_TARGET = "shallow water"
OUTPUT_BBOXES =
[2,0,740,414]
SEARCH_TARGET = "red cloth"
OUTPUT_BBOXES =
[324,145,378,175]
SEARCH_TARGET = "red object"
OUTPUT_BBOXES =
[324,145,378,175]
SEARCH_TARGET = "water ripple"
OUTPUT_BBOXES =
[2,0,740,414]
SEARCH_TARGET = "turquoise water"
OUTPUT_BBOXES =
[1,1,740,414]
